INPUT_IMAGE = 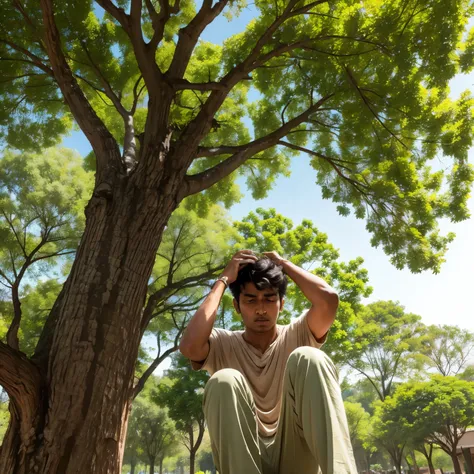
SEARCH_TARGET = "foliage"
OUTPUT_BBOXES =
[344,300,426,400]
[154,353,209,473]
[378,375,474,458]
[344,401,371,450]
[0,148,92,351]
[124,384,177,473]
[419,324,474,376]
[1,0,474,273]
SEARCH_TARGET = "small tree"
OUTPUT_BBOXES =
[125,394,177,474]
[371,399,407,474]
[344,401,374,472]
[154,353,209,474]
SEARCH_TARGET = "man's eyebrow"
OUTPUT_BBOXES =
[243,292,278,297]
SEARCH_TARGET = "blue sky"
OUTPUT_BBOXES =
[62,9,474,334]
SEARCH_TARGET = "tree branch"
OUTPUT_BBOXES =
[0,341,43,455]
[141,266,224,333]
[167,0,229,79]
[178,94,335,200]
[40,0,121,175]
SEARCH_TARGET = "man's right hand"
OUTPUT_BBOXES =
[221,250,258,284]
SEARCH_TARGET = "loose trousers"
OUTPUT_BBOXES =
[203,347,358,474]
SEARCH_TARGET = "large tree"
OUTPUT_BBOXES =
[1,0,474,472]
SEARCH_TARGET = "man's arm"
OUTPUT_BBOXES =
[179,249,258,362]
[179,280,226,362]
[264,252,339,341]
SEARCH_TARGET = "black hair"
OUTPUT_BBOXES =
[229,257,288,306]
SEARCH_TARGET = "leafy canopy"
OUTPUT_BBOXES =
[1,0,474,273]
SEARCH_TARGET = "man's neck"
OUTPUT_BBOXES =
[242,325,279,354]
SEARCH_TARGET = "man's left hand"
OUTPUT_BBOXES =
[262,251,285,266]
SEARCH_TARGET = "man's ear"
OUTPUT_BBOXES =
[280,297,285,312]
[233,298,241,314]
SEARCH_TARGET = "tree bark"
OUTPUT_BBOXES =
[0,165,183,473]
[189,450,195,474]
[150,458,155,474]
[451,451,463,474]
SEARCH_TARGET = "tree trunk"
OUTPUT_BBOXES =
[451,451,463,474]
[0,168,183,473]
[411,450,420,474]
[421,453,436,474]
[150,458,155,474]
[189,450,195,474]
[159,457,163,474]
[130,460,136,474]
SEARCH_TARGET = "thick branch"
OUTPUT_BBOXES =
[40,0,121,174]
[178,94,334,200]
[0,342,43,450]
[167,0,229,79]
[95,0,163,94]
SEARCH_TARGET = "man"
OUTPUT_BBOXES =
[179,249,357,474]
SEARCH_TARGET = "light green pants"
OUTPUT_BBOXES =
[203,347,358,474]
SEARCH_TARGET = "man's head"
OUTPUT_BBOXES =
[229,257,288,332]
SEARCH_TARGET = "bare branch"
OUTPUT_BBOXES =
[141,266,224,332]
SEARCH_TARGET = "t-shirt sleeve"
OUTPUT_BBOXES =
[190,328,227,373]
[287,309,329,349]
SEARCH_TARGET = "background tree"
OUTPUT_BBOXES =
[344,401,374,472]
[371,398,408,474]
[419,324,474,376]
[376,376,474,474]
[1,0,474,472]
[154,353,209,474]
[0,148,92,351]
[344,300,426,400]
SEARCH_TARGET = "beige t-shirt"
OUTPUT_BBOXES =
[196,310,327,437]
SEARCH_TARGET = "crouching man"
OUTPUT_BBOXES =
[179,249,357,474]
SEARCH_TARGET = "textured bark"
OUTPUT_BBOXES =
[0,161,183,473]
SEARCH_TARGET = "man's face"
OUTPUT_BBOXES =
[233,282,284,332]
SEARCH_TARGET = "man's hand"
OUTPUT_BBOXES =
[262,251,285,266]
[221,250,258,284]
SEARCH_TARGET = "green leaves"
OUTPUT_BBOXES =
[344,300,426,400]
[373,376,474,456]
[2,0,474,273]
[0,147,92,351]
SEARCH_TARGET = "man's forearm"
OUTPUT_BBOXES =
[179,280,226,356]
[279,258,338,305]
